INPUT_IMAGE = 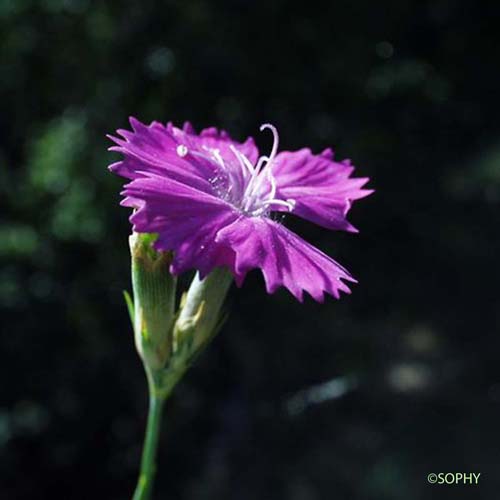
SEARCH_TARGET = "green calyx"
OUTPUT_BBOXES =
[130,233,176,371]
[127,232,232,399]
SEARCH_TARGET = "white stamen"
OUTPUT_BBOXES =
[211,148,225,167]
[262,198,296,210]
[242,123,281,211]
[230,145,255,177]
[254,155,268,174]
[190,147,218,164]
[267,168,277,200]
[182,123,292,217]
[251,198,295,217]
[259,123,279,165]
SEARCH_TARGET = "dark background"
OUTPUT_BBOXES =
[2,1,500,499]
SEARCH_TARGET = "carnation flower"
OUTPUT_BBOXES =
[108,119,372,302]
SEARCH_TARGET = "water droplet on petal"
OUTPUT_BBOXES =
[177,144,188,157]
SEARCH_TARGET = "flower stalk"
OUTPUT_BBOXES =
[132,384,165,500]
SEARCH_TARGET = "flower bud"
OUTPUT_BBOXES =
[129,232,176,370]
[174,268,232,354]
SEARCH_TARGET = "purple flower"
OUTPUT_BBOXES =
[108,118,372,302]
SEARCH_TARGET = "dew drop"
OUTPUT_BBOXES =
[176,144,188,157]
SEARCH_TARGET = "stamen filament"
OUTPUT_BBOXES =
[242,123,281,209]
[186,123,293,217]
[262,198,295,210]
[259,123,279,165]
[230,145,255,177]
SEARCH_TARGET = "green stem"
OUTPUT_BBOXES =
[133,375,167,500]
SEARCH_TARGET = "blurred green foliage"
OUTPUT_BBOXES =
[1,1,500,499]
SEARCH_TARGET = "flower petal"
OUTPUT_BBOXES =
[109,118,259,203]
[216,216,356,302]
[122,174,240,278]
[271,148,373,232]
[108,118,217,194]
